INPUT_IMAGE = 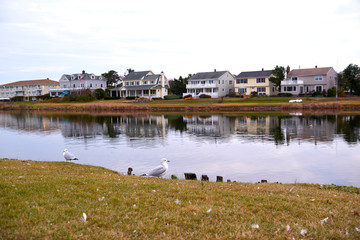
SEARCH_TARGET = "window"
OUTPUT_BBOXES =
[229,80,233,85]
[144,81,147,84]
[209,80,214,84]
[143,90,149,94]
[101,84,103,88]
[201,81,206,84]
[150,90,156,95]
[150,81,155,84]
[81,84,84,87]
[136,81,140,85]
[238,88,247,93]
[257,87,266,92]
[257,78,265,83]
[285,86,296,92]
[125,82,129,86]
[222,80,224,84]
[316,86,322,92]
[90,83,92,88]
[63,85,66,88]
[131,82,134,86]
[237,78,248,84]
[291,77,298,81]
[315,75,323,81]
[73,84,76,88]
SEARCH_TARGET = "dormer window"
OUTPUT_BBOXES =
[91,75,95,80]
[291,77,298,81]
[71,76,75,80]
[144,81,147,84]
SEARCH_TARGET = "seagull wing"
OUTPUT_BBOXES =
[147,165,166,177]
[64,151,78,160]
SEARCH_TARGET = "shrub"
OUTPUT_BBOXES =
[94,89,105,100]
[10,96,24,102]
[183,94,192,99]
[61,89,95,102]
[164,95,181,100]
[126,96,137,100]
[277,93,293,97]
[199,94,211,98]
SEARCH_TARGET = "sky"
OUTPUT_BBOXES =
[0,0,359,85]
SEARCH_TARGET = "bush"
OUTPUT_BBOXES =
[94,89,105,100]
[10,96,24,102]
[277,93,293,97]
[126,96,137,100]
[164,95,181,100]
[199,94,211,98]
[62,89,95,102]
[183,94,192,99]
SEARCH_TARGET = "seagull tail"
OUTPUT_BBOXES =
[73,158,79,160]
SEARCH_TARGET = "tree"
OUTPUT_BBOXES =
[102,70,121,87]
[169,74,192,96]
[269,66,285,92]
[340,64,360,95]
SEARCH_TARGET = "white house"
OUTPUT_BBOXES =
[109,71,169,99]
[49,70,107,97]
[0,78,59,100]
[183,70,235,98]
[281,66,337,96]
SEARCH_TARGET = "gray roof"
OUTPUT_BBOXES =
[189,71,228,80]
[123,71,152,81]
[236,70,273,78]
[144,74,161,81]
[62,72,105,81]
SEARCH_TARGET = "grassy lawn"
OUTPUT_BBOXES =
[1,159,359,239]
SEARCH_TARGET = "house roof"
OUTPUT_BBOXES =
[62,72,105,81]
[189,71,228,80]
[0,79,59,87]
[288,67,333,76]
[236,70,273,78]
[123,71,152,81]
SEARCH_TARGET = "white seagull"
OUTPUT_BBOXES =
[143,158,170,177]
[63,149,78,161]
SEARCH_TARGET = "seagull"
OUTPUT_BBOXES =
[142,158,170,177]
[63,149,78,161]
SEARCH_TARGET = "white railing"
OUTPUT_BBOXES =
[281,80,304,85]
[186,83,217,89]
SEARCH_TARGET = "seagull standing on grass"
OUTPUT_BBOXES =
[63,149,78,161]
[142,158,170,177]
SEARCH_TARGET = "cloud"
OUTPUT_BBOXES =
[0,0,360,84]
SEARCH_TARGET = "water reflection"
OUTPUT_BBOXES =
[1,111,359,145]
[1,111,360,187]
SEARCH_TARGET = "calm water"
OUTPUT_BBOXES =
[0,111,359,187]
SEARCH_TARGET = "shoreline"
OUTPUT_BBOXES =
[1,97,360,114]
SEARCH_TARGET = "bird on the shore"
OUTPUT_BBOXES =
[63,149,78,161]
[142,158,170,177]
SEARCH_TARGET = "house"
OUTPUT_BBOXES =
[234,69,278,96]
[109,71,169,99]
[281,66,337,96]
[49,70,106,97]
[0,78,59,100]
[183,70,235,98]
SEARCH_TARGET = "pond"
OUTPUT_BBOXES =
[0,111,359,187]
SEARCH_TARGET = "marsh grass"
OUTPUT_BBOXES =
[1,159,360,239]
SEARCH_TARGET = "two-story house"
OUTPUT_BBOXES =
[109,71,169,99]
[183,70,235,98]
[49,70,107,97]
[234,69,278,96]
[281,66,337,96]
[0,78,59,100]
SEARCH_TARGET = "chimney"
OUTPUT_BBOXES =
[214,69,216,72]
[315,65,317,68]
[82,70,85,74]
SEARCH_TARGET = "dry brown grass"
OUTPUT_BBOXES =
[1,159,360,239]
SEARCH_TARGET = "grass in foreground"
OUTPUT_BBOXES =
[1,159,359,239]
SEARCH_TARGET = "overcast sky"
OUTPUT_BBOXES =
[0,0,359,84]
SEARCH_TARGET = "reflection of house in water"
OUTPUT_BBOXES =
[61,115,168,139]
[281,116,335,143]
[235,115,279,136]
[183,115,235,138]
[0,112,61,132]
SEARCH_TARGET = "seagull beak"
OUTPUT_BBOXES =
[167,159,170,162]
